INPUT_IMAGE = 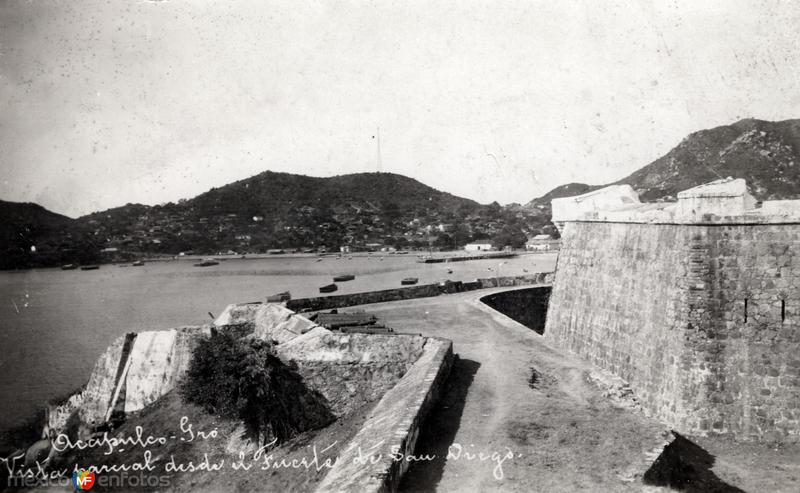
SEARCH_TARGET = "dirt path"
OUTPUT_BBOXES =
[352,288,668,492]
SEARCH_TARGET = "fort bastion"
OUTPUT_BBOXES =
[545,178,800,441]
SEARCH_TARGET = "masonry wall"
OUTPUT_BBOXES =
[480,287,551,335]
[276,332,428,417]
[545,221,800,441]
[695,224,800,440]
[545,222,694,428]
[315,338,454,493]
[286,273,553,312]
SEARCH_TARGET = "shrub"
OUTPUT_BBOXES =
[181,330,333,444]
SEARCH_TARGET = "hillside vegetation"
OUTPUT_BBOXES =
[1,172,547,268]
[0,200,102,270]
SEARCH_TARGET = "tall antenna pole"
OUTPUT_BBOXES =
[376,126,383,173]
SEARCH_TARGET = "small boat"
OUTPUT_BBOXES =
[80,265,100,271]
[61,264,77,270]
[333,274,355,282]
[401,277,419,285]
[194,259,220,267]
[447,268,453,274]
[132,260,144,267]
[319,283,338,293]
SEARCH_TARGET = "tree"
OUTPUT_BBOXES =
[181,330,334,444]
[493,224,527,249]
[450,223,472,248]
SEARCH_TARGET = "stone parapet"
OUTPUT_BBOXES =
[551,178,800,230]
[315,338,454,493]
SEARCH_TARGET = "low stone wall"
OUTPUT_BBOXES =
[475,272,554,289]
[286,273,553,312]
[315,337,454,493]
[480,286,552,335]
[277,332,428,417]
[215,303,436,416]
[287,284,443,312]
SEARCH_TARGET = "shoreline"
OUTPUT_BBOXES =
[0,249,554,273]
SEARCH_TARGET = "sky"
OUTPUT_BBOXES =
[1,0,799,218]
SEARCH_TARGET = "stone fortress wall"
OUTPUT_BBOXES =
[545,178,800,441]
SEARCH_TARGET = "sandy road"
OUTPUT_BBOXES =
[353,287,670,492]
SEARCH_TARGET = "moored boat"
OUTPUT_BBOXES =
[332,274,355,282]
[193,259,220,267]
[319,283,338,293]
[401,277,419,285]
[80,265,100,271]
[132,260,144,267]
[61,264,77,270]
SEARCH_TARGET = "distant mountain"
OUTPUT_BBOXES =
[527,118,800,210]
[6,171,547,269]
[0,200,101,269]
[71,171,541,261]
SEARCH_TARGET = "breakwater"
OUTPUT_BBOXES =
[286,273,553,312]
[417,252,517,263]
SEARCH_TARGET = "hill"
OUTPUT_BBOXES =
[2,172,548,269]
[527,118,800,212]
[73,171,540,259]
[0,200,101,269]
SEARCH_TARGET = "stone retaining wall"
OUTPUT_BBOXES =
[546,221,800,441]
[480,286,551,334]
[315,337,454,493]
[287,273,553,312]
[276,331,428,417]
